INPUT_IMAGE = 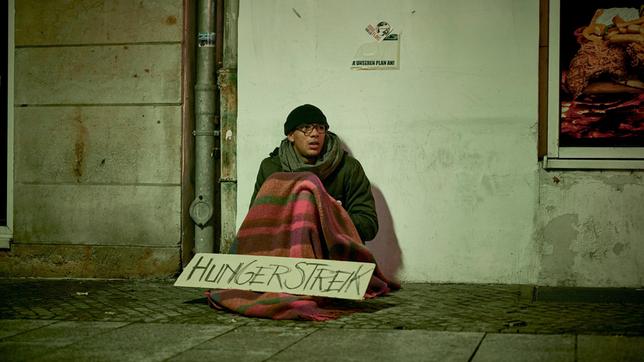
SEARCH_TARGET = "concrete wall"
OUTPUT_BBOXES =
[537,170,644,287]
[1,0,185,277]
[236,0,644,287]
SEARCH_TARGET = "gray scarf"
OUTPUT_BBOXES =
[278,132,344,180]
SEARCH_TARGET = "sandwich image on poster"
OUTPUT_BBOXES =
[559,4,644,147]
[351,21,400,70]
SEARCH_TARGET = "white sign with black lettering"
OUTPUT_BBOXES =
[174,253,376,300]
[351,21,400,70]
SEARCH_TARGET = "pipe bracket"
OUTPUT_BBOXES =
[219,177,237,183]
[189,196,213,227]
[193,130,221,137]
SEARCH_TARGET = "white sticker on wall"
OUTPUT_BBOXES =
[351,21,400,70]
[198,32,216,48]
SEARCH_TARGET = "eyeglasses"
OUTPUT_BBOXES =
[296,123,327,136]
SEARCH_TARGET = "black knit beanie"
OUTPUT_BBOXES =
[284,104,329,135]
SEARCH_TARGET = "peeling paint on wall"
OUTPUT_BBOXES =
[538,213,579,286]
[538,168,644,287]
[598,173,643,192]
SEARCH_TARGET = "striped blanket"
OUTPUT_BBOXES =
[206,172,399,320]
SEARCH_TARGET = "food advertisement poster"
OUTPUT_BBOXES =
[559,1,644,147]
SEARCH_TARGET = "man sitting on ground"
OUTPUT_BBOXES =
[205,104,395,320]
[251,104,379,242]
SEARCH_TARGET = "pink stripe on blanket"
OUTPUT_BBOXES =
[242,199,318,221]
[237,220,319,238]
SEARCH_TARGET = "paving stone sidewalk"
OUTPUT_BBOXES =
[1,279,643,361]
[1,278,643,334]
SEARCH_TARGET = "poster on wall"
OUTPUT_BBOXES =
[351,21,400,70]
[558,1,644,147]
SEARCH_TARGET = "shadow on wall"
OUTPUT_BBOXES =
[367,184,403,282]
[338,136,403,281]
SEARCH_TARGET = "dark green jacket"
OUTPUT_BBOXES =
[251,148,379,242]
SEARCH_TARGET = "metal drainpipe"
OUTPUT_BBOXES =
[218,0,238,253]
[189,0,218,253]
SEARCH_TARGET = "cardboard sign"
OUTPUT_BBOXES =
[174,253,375,300]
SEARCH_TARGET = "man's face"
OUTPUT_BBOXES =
[287,124,326,164]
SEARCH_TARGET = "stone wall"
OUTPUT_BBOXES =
[1,0,186,277]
